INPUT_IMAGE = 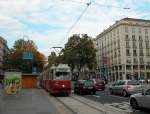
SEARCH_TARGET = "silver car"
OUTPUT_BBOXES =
[109,80,142,97]
[130,89,150,110]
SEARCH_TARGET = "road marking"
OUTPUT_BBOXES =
[93,95,101,98]
[104,101,133,113]
[86,95,101,98]
[109,94,127,99]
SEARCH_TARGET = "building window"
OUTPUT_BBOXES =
[133,50,137,56]
[145,36,149,41]
[132,41,136,48]
[139,36,142,41]
[139,42,143,49]
[132,27,135,33]
[138,28,141,34]
[125,26,128,33]
[145,29,148,34]
[126,41,130,48]
[139,58,144,64]
[139,49,144,56]
[132,35,136,41]
[125,35,129,41]
[133,58,138,64]
[118,50,121,56]
[126,49,130,56]
[146,42,149,48]
[126,65,131,70]
[133,65,138,69]
[117,29,119,35]
[146,49,150,56]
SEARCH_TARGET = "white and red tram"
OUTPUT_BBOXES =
[40,64,71,96]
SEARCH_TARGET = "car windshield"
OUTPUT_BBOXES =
[84,80,94,86]
[128,80,140,85]
[95,80,104,83]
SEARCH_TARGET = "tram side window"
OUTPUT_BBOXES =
[50,71,54,80]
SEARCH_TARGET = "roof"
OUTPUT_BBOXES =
[96,17,150,39]
[121,17,150,23]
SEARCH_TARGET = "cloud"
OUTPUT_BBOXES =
[0,0,150,57]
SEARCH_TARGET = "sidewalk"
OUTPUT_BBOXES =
[0,89,61,114]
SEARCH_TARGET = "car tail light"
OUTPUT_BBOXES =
[127,85,133,90]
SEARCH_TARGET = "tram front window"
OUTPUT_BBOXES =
[55,72,70,80]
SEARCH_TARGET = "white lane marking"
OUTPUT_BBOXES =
[86,95,101,98]
[93,95,101,98]
[109,94,128,99]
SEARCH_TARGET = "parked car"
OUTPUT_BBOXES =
[74,80,96,95]
[109,80,142,97]
[91,79,105,91]
[130,88,150,110]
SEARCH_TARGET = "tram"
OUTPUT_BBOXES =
[40,64,71,96]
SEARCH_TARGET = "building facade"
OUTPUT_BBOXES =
[95,18,150,82]
[0,36,8,79]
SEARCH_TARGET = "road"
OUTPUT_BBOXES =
[81,90,150,114]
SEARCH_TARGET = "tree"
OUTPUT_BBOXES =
[6,39,46,73]
[48,52,57,66]
[48,51,65,66]
[63,34,80,74]
[63,34,97,79]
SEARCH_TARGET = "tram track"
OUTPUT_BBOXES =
[70,95,107,114]
[53,94,131,114]
[55,96,78,114]
[54,94,108,114]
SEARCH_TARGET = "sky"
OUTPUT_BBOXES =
[0,0,150,57]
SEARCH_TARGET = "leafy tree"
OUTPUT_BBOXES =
[48,51,65,66]
[48,52,57,66]
[6,39,46,73]
[63,34,96,79]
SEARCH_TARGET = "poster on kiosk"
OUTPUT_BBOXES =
[4,72,22,95]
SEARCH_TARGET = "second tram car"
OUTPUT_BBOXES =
[40,64,71,96]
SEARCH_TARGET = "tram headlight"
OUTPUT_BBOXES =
[62,85,65,87]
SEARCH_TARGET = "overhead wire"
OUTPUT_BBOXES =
[57,0,133,47]
[58,0,93,45]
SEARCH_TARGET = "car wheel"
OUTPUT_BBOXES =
[130,99,139,109]
[122,90,128,97]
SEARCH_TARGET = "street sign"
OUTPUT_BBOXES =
[23,52,33,60]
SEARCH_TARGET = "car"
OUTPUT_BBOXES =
[109,80,142,97]
[74,80,96,95]
[91,79,105,91]
[130,88,150,110]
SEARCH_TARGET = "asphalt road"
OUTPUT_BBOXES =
[81,90,150,114]
[0,89,60,114]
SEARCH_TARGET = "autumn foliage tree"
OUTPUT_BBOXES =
[6,39,46,73]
